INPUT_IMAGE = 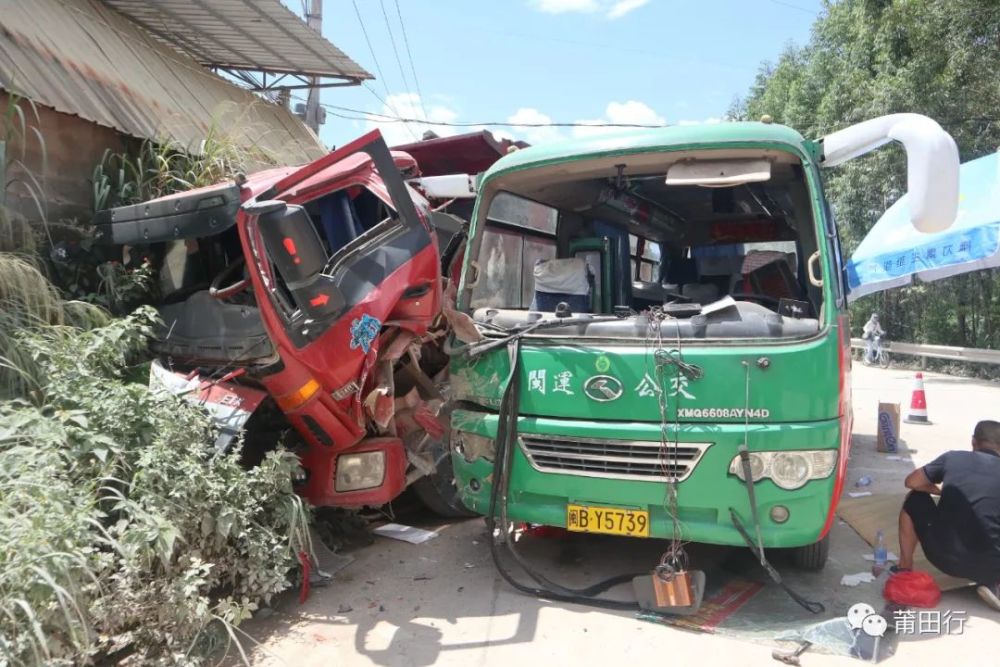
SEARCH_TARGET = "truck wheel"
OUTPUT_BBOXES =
[790,534,830,571]
[412,440,477,518]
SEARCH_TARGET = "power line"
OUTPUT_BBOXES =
[379,0,413,95]
[393,0,430,124]
[349,0,419,141]
[293,94,1000,134]
[767,0,818,15]
[293,96,672,129]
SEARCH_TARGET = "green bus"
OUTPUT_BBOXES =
[447,116,957,571]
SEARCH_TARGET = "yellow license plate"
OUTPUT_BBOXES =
[566,504,649,537]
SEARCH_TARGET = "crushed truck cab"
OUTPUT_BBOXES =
[94,131,472,513]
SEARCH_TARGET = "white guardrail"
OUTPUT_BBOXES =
[850,338,1000,366]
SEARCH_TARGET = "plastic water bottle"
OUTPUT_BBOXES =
[873,529,888,575]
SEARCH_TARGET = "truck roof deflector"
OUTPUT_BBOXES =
[820,113,959,233]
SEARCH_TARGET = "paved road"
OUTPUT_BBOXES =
[234,365,1000,667]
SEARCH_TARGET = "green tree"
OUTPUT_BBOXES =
[735,0,1000,350]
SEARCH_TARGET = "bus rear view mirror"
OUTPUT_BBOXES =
[666,159,771,187]
[819,113,959,233]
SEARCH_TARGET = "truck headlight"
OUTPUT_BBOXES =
[728,450,837,490]
[335,451,386,492]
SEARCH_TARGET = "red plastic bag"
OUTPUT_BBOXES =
[883,570,941,608]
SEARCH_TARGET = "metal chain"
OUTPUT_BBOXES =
[645,307,687,572]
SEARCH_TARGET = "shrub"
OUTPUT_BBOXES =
[0,308,311,665]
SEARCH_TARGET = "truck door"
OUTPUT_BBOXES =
[245,129,437,346]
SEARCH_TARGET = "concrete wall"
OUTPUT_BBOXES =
[2,91,128,222]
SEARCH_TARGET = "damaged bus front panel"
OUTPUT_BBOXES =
[450,123,854,567]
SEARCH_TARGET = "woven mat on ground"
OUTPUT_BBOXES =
[638,578,764,633]
[837,493,970,591]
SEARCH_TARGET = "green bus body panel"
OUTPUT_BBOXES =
[451,412,842,548]
[451,331,842,423]
[477,122,819,186]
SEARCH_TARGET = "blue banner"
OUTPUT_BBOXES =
[847,223,1000,290]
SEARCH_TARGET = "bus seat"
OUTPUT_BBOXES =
[681,282,719,305]
[531,257,591,313]
[742,251,800,300]
[665,256,698,285]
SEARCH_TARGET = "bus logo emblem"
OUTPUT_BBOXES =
[583,375,623,402]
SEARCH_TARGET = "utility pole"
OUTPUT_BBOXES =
[304,0,322,134]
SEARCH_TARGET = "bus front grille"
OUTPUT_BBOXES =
[518,435,711,482]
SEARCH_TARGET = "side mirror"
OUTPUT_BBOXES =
[819,114,959,233]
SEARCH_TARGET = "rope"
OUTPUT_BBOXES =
[731,358,824,615]
[486,339,640,609]
[740,360,764,557]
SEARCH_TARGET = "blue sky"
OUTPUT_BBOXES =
[284,0,824,148]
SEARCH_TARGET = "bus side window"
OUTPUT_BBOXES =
[470,193,558,310]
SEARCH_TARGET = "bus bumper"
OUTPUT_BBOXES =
[451,411,843,548]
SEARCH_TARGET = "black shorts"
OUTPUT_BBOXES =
[903,491,1000,584]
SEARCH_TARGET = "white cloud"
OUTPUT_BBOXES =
[364,93,459,146]
[507,107,566,145]
[528,0,649,18]
[529,0,600,13]
[606,0,649,19]
[571,100,665,138]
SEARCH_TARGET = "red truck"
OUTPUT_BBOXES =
[94,130,496,515]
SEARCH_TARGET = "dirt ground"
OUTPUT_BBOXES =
[228,364,1000,667]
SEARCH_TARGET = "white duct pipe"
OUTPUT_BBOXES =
[820,113,959,233]
[408,174,477,199]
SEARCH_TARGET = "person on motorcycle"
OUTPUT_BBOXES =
[862,313,885,363]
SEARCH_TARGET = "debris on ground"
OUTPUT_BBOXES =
[848,491,873,498]
[840,572,877,586]
[372,522,439,544]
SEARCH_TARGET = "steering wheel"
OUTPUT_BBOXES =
[209,257,250,300]
[731,293,782,308]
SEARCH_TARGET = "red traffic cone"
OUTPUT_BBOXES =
[904,372,931,425]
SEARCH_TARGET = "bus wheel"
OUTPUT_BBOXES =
[791,534,830,571]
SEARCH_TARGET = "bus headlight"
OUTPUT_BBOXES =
[335,451,386,492]
[771,452,812,489]
[729,451,768,482]
[728,450,837,490]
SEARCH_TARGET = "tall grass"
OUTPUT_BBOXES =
[93,109,279,212]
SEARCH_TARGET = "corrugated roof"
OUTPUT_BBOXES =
[100,0,372,81]
[0,0,327,166]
